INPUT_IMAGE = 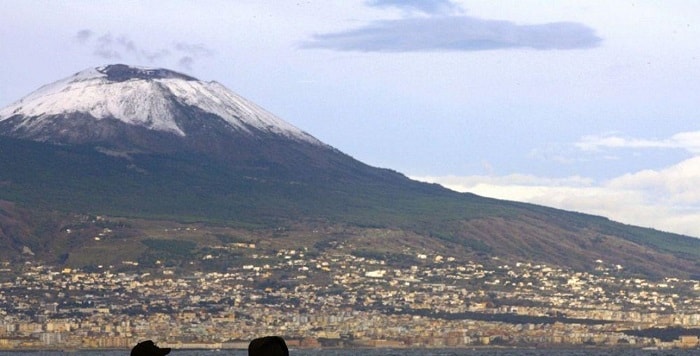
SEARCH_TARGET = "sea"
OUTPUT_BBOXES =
[0,349,697,356]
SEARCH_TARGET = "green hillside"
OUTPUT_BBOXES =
[1,136,700,278]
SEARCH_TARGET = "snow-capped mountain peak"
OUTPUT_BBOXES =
[0,64,322,145]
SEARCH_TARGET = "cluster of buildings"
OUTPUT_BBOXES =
[0,235,699,350]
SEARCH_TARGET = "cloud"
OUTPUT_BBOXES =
[302,15,601,52]
[413,156,700,237]
[94,34,121,59]
[174,42,214,70]
[174,42,215,57]
[116,35,137,53]
[142,48,171,62]
[73,30,214,71]
[178,56,194,70]
[576,131,700,154]
[75,29,93,43]
[366,0,461,15]
[609,156,700,205]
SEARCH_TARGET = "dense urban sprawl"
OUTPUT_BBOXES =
[1,233,700,350]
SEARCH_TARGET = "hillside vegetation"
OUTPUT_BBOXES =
[1,136,700,278]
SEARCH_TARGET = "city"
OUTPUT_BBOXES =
[1,226,699,351]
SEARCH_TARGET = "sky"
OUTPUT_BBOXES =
[2,1,700,237]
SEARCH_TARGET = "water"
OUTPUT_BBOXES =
[0,349,696,356]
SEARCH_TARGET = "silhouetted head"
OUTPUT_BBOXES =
[131,340,171,356]
[248,336,289,356]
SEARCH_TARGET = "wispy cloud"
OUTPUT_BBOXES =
[73,29,214,71]
[94,33,123,59]
[141,48,171,62]
[177,56,194,71]
[174,43,215,70]
[302,5,601,52]
[74,29,93,44]
[576,131,700,154]
[174,42,215,57]
[366,0,462,15]
[413,155,700,238]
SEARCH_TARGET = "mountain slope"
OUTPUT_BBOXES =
[1,64,699,279]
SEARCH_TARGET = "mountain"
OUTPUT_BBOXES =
[0,64,450,219]
[0,64,424,189]
[1,64,699,279]
[0,64,332,170]
[0,64,319,146]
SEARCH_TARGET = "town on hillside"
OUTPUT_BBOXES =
[1,223,699,350]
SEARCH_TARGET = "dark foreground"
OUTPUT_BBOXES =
[0,349,697,356]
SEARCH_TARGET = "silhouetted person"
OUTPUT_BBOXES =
[248,336,289,356]
[131,340,171,356]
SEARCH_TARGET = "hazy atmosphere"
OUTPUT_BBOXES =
[2,0,700,236]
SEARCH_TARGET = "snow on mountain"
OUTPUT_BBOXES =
[0,65,322,145]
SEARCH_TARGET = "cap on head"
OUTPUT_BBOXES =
[131,340,171,356]
[248,336,289,356]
